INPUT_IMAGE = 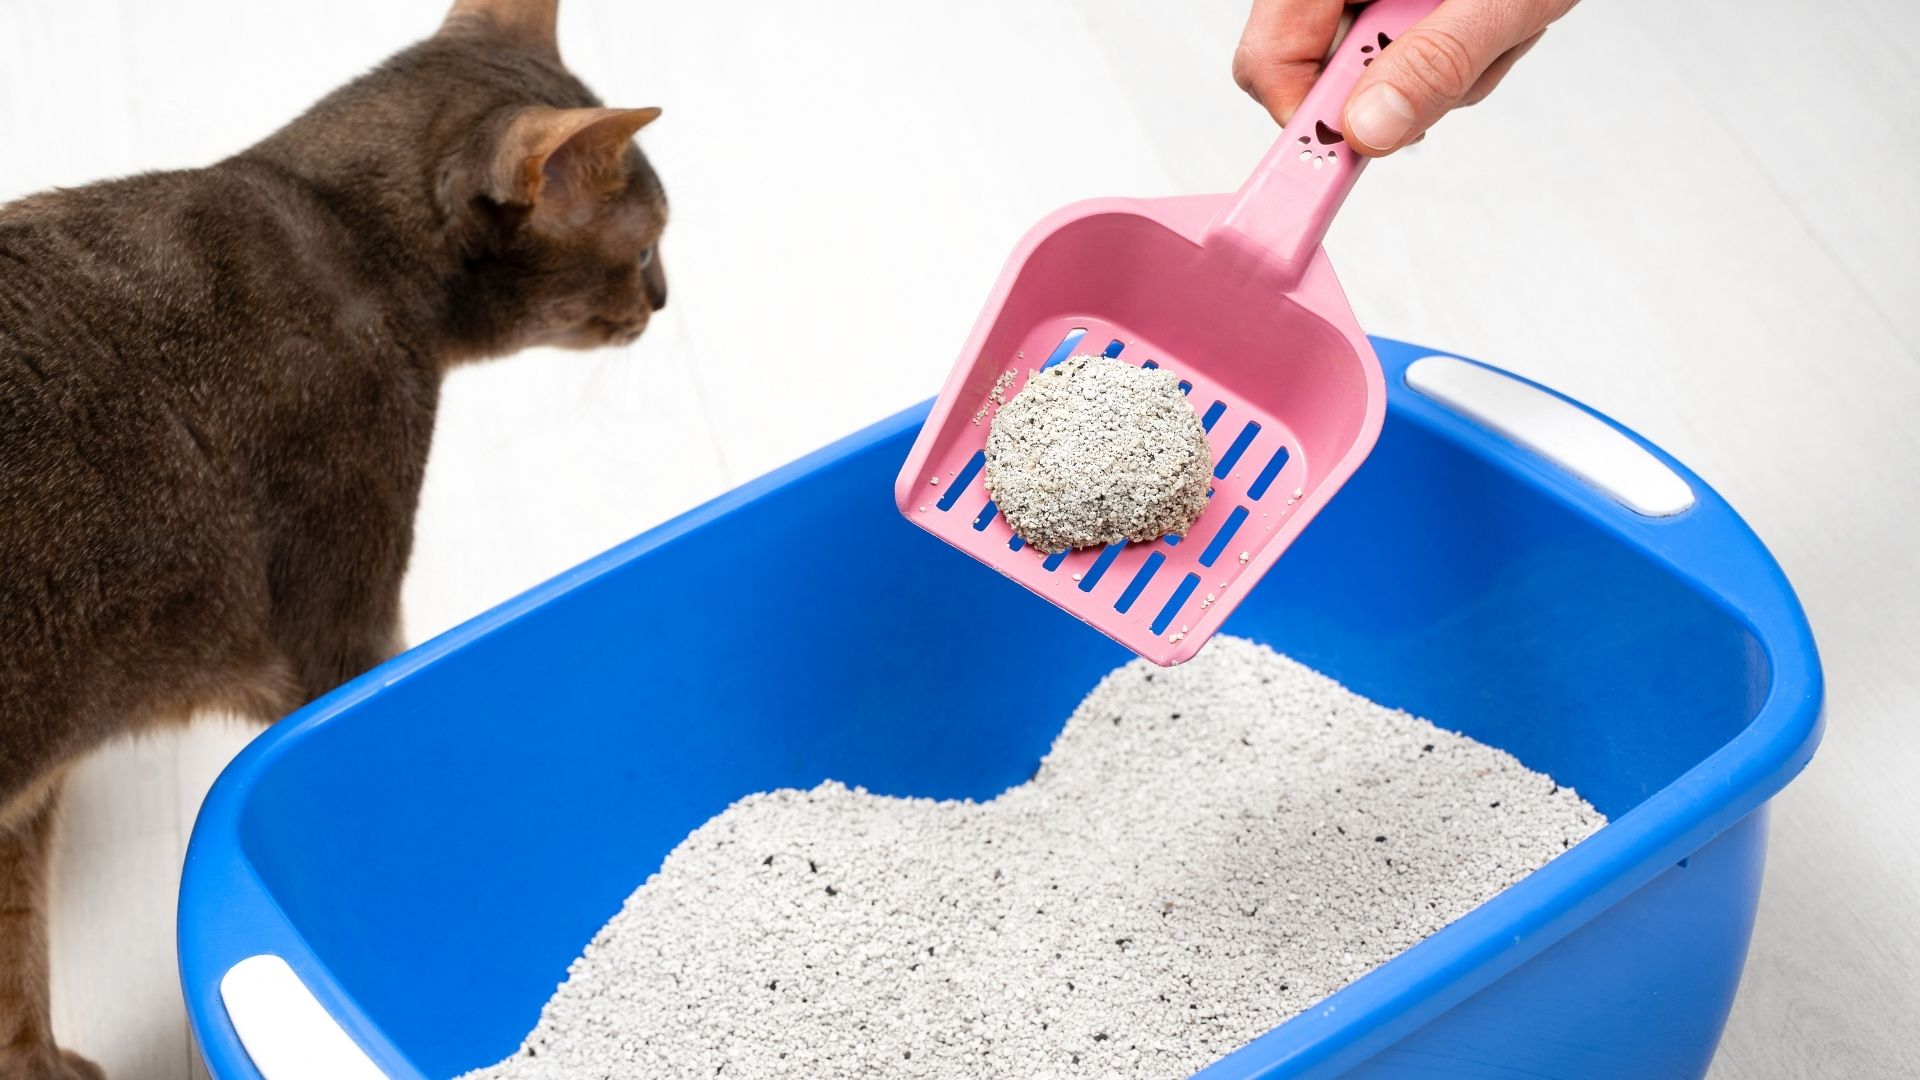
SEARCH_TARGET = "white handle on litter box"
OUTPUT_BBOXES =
[221,955,390,1080]
[1405,356,1695,517]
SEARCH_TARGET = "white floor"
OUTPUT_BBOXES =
[3,0,1916,1077]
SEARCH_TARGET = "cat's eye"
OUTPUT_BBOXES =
[637,247,655,269]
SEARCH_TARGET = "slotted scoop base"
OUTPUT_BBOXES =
[913,318,1310,655]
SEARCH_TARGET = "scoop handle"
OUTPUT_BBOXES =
[1206,0,1442,283]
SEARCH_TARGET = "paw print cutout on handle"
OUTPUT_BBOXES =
[1297,30,1395,169]
[1296,120,1343,170]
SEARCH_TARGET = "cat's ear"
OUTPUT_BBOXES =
[488,106,661,219]
[441,0,561,62]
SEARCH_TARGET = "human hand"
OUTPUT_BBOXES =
[1232,0,1576,156]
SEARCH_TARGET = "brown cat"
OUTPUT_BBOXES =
[0,1,666,1075]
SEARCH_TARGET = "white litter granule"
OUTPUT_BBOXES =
[972,369,1018,426]
[984,354,1213,553]
[462,638,1603,1080]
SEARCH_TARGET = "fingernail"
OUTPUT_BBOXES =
[1346,84,1416,151]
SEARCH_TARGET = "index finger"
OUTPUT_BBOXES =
[1233,0,1349,125]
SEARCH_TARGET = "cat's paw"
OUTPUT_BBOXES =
[0,1047,107,1080]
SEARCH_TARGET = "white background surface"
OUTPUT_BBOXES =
[1,1,1915,1077]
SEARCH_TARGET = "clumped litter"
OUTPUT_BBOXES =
[984,354,1213,553]
[461,637,1604,1080]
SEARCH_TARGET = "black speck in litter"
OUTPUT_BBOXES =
[1374,835,1387,843]
[1112,716,1122,726]
[761,855,774,866]
[1170,712,1182,720]
[903,1051,912,1060]
[766,980,778,991]
[1490,801,1502,808]
[1422,744,1434,753]
[1115,937,1133,949]
[825,884,838,896]
[1094,1033,1110,1042]
[808,859,818,873]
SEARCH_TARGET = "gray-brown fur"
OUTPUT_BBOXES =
[0,2,664,1075]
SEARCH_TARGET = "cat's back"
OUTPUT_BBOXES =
[0,160,391,492]
[0,171,287,695]
[0,168,257,409]
[0,170,237,515]
[0,165,328,361]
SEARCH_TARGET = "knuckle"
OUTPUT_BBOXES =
[1391,27,1481,104]
[1231,47,1258,93]
[1232,41,1315,104]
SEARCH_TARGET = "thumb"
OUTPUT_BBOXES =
[1340,2,1556,155]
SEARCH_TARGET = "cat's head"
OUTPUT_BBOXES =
[424,0,669,356]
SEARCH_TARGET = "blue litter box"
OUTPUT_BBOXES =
[178,339,1823,1080]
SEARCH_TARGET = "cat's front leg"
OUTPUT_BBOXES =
[0,786,106,1080]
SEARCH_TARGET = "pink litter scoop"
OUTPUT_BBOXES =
[897,0,1439,666]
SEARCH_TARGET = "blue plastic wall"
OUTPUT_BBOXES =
[182,340,1821,1080]
[1341,811,1767,1080]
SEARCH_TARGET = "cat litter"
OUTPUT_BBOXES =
[461,637,1602,1080]
[972,369,1019,426]
[984,354,1213,554]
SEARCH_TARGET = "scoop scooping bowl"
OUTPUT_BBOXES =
[897,0,1440,665]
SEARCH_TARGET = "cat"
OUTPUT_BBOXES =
[0,1,665,1075]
